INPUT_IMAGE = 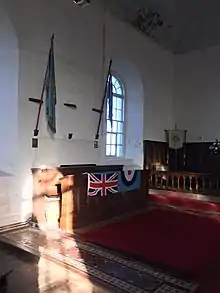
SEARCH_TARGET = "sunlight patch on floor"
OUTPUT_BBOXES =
[37,256,104,293]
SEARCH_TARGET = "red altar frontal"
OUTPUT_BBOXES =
[31,164,149,233]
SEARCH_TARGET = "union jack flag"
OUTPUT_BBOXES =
[87,172,118,197]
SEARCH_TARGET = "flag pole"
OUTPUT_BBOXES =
[33,34,54,136]
[94,59,112,141]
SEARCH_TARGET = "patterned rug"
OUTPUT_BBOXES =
[0,227,198,293]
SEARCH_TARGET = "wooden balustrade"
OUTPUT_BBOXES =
[149,171,220,195]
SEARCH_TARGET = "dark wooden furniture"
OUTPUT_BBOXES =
[149,170,220,196]
[143,140,168,170]
[144,139,220,173]
[31,165,149,233]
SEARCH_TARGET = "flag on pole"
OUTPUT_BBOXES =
[107,73,113,126]
[45,34,57,134]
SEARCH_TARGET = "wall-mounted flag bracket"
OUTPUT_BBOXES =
[29,98,43,104]
[94,59,112,143]
[64,103,77,110]
[92,108,102,114]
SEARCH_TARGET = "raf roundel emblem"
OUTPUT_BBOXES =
[124,170,136,182]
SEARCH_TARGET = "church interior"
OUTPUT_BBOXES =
[1,0,220,292]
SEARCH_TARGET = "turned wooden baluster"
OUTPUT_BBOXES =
[209,178,212,190]
[171,175,174,189]
[189,176,192,192]
[149,173,152,187]
[166,175,169,188]
[149,173,153,188]
[202,177,205,191]
[183,175,186,191]
[195,177,199,192]
[177,176,180,190]
[158,174,162,187]
[153,173,156,187]
[155,174,158,188]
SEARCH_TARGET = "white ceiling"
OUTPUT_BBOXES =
[107,0,220,54]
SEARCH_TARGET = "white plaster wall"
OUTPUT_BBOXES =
[174,45,220,142]
[105,14,174,142]
[0,3,19,225]
[0,0,174,224]
[0,5,18,173]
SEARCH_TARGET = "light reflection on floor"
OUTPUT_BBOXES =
[0,243,108,293]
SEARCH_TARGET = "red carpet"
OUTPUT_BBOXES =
[82,199,220,292]
[150,191,220,214]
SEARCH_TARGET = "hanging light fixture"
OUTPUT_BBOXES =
[209,139,220,154]
[72,0,90,7]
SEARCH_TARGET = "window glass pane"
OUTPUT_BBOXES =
[111,133,116,145]
[117,122,123,133]
[112,76,117,85]
[117,145,123,157]
[116,110,122,121]
[106,75,124,157]
[106,133,111,144]
[107,120,111,132]
[106,145,111,156]
[112,121,117,132]
[110,145,116,156]
[116,98,122,110]
[117,134,123,145]
[112,85,117,94]
[113,96,117,109]
[114,79,120,89]
[116,87,122,96]
[112,108,117,120]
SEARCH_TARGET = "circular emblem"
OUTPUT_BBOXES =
[124,170,135,181]
[121,170,137,186]
[172,134,180,142]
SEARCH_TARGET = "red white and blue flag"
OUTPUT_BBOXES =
[87,172,118,196]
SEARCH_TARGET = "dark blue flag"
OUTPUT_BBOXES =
[45,34,56,134]
[107,73,113,126]
[118,170,141,192]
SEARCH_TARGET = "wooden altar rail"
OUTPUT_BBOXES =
[149,171,220,195]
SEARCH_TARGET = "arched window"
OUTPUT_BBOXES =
[106,75,125,157]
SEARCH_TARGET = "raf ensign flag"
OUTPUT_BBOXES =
[87,172,118,196]
[118,170,141,192]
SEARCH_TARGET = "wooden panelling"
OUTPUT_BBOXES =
[31,165,149,233]
[184,142,220,173]
[143,140,168,170]
[144,140,220,174]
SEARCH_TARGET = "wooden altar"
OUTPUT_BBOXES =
[31,165,149,233]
